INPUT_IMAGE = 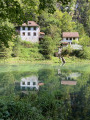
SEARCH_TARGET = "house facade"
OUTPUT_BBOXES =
[61,32,79,45]
[16,21,45,43]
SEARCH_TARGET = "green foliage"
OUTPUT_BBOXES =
[0,0,24,23]
[0,41,14,59]
[40,36,55,59]
[0,100,44,120]
[12,36,21,57]
[39,0,71,13]
[0,0,90,60]
[61,12,76,32]
[0,20,15,47]
[72,40,79,44]
[19,41,44,61]
[83,47,90,59]
[62,45,73,55]
[74,0,90,36]
[79,35,90,46]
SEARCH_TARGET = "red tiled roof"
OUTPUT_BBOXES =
[38,83,44,86]
[22,21,39,26]
[62,32,79,38]
[61,42,68,44]
[40,32,45,35]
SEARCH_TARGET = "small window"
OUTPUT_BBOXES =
[28,32,31,36]
[28,27,31,30]
[34,27,36,30]
[27,82,30,85]
[22,32,25,36]
[22,82,25,85]
[33,32,36,36]
[33,82,36,85]
[70,38,72,40]
[73,37,75,40]
[22,27,25,30]
[66,38,68,40]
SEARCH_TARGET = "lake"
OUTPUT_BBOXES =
[0,63,90,119]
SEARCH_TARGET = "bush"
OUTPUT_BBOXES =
[62,45,73,56]
[39,36,56,59]
[19,45,44,61]
[0,100,44,120]
[70,50,84,58]
[83,47,90,59]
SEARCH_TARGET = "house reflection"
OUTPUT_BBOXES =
[58,69,81,86]
[20,76,39,90]
[19,75,44,91]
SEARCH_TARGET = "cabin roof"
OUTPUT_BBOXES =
[62,32,79,38]
[21,21,39,27]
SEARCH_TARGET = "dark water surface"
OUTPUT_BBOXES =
[0,63,90,119]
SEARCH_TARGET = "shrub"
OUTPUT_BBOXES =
[83,47,90,59]
[62,45,73,56]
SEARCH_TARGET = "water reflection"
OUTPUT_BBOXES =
[0,64,90,119]
[15,75,44,92]
[61,80,77,85]
[58,69,81,85]
[20,76,39,90]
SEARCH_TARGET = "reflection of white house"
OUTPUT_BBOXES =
[16,21,45,43]
[20,76,39,90]
[68,72,81,80]
[58,70,81,85]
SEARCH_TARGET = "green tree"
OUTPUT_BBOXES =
[40,36,55,59]
[0,20,15,47]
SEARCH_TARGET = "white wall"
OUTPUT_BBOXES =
[20,26,40,43]
[62,37,79,44]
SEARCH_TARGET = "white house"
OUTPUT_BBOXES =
[61,32,79,45]
[16,21,45,43]
[60,32,82,50]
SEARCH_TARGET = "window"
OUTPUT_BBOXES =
[22,32,25,36]
[34,27,36,30]
[73,37,75,40]
[70,38,72,40]
[28,27,31,30]
[66,38,68,40]
[33,82,36,85]
[33,32,36,36]
[22,82,25,85]
[28,32,31,36]
[27,82,30,85]
[22,27,25,30]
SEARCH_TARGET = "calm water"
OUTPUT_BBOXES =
[0,63,90,119]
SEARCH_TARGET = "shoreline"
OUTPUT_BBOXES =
[0,56,90,65]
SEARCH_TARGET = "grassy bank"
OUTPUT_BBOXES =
[0,56,90,65]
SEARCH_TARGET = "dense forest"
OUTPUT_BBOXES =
[0,0,90,61]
